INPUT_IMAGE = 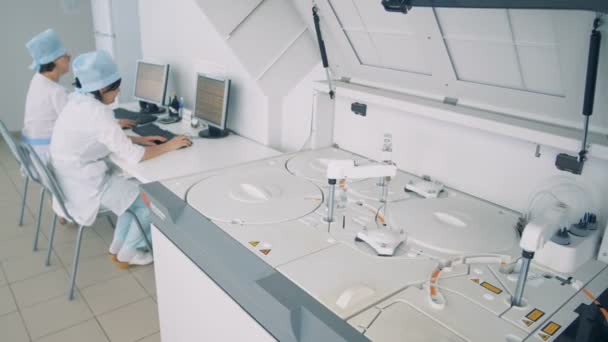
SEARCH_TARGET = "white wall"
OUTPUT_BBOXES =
[281,63,326,152]
[311,2,608,135]
[331,90,608,227]
[97,0,143,104]
[138,0,268,144]
[0,0,95,131]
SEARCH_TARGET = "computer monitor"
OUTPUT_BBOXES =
[194,73,231,138]
[133,61,170,114]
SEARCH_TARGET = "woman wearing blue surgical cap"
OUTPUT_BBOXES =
[23,29,71,162]
[24,29,136,164]
[50,50,192,267]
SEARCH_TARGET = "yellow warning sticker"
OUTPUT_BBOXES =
[480,281,503,294]
[538,333,550,341]
[249,241,260,247]
[471,278,480,284]
[522,319,534,327]
[541,322,561,336]
[526,309,545,322]
[260,249,271,255]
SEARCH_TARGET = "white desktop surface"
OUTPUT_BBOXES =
[110,102,279,183]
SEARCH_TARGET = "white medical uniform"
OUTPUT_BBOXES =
[50,92,144,226]
[23,73,68,162]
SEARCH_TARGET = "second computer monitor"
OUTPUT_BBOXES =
[133,61,169,114]
[194,73,231,138]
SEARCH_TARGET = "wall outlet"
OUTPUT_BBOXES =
[351,102,367,116]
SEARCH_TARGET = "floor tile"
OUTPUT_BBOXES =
[137,332,161,342]
[0,141,165,342]
[93,222,115,246]
[0,157,15,171]
[11,268,70,309]
[20,291,93,340]
[0,178,20,206]
[132,265,156,297]
[72,254,128,288]
[0,232,48,261]
[97,298,159,342]
[41,215,111,247]
[35,319,109,342]
[0,148,21,170]
[2,168,27,187]
[54,234,110,267]
[2,251,61,283]
[0,311,30,342]
[42,221,83,246]
[0,219,37,243]
[0,284,17,316]
[6,170,29,194]
[0,201,35,227]
[81,274,148,315]
[0,263,7,286]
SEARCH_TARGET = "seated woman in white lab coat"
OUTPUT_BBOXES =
[23,29,136,164]
[50,50,192,266]
[22,29,71,163]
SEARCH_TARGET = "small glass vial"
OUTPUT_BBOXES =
[379,133,393,202]
[382,133,393,164]
[178,97,184,118]
[337,179,348,209]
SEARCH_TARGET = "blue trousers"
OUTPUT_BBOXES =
[114,196,152,251]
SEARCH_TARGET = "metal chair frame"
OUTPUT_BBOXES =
[21,143,151,300]
[0,120,48,251]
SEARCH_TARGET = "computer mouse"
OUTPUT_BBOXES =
[153,139,164,145]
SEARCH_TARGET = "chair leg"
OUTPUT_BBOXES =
[68,225,85,300]
[45,213,58,266]
[18,176,29,226]
[105,215,114,229]
[33,188,45,251]
[126,209,152,253]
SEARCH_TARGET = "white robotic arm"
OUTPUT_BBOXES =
[324,160,397,224]
[520,202,569,252]
[325,160,404,256]
[326,160,397,180]
[513,201,569,306]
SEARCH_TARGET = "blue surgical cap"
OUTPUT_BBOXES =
[73,50,121,93]
[26,29,67,70]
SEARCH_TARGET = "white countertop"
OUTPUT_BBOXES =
[110,102,279,183]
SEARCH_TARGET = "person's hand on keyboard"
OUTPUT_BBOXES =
[165,135,193,150]
[118,119,137,129]
[134,135,168,146]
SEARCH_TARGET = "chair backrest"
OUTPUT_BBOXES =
[21,143,74,222]
[0,120,40,182]
[0,120,22,164]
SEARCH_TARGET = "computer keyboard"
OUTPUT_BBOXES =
[113,108,157,125]
[132,123,176,141]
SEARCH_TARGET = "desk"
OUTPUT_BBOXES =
[110,104,281,341]
[110,103,279,183]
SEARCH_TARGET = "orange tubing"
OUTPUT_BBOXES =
[582,288,608,322]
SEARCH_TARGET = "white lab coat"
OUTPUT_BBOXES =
[23,73,68,161]
[50,93,145,226]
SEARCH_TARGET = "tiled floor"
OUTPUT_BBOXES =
[0,139,160,342]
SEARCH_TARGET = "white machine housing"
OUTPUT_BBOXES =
[519,201,569,253]
[597,221,608,264]
[535,229,601,274]
[326,159,404,256]
[326,160,397,180]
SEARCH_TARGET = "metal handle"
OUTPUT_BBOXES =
[94,30,116,38]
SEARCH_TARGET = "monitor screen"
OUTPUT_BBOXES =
[134,61,169,105]
[194,74,230,128]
